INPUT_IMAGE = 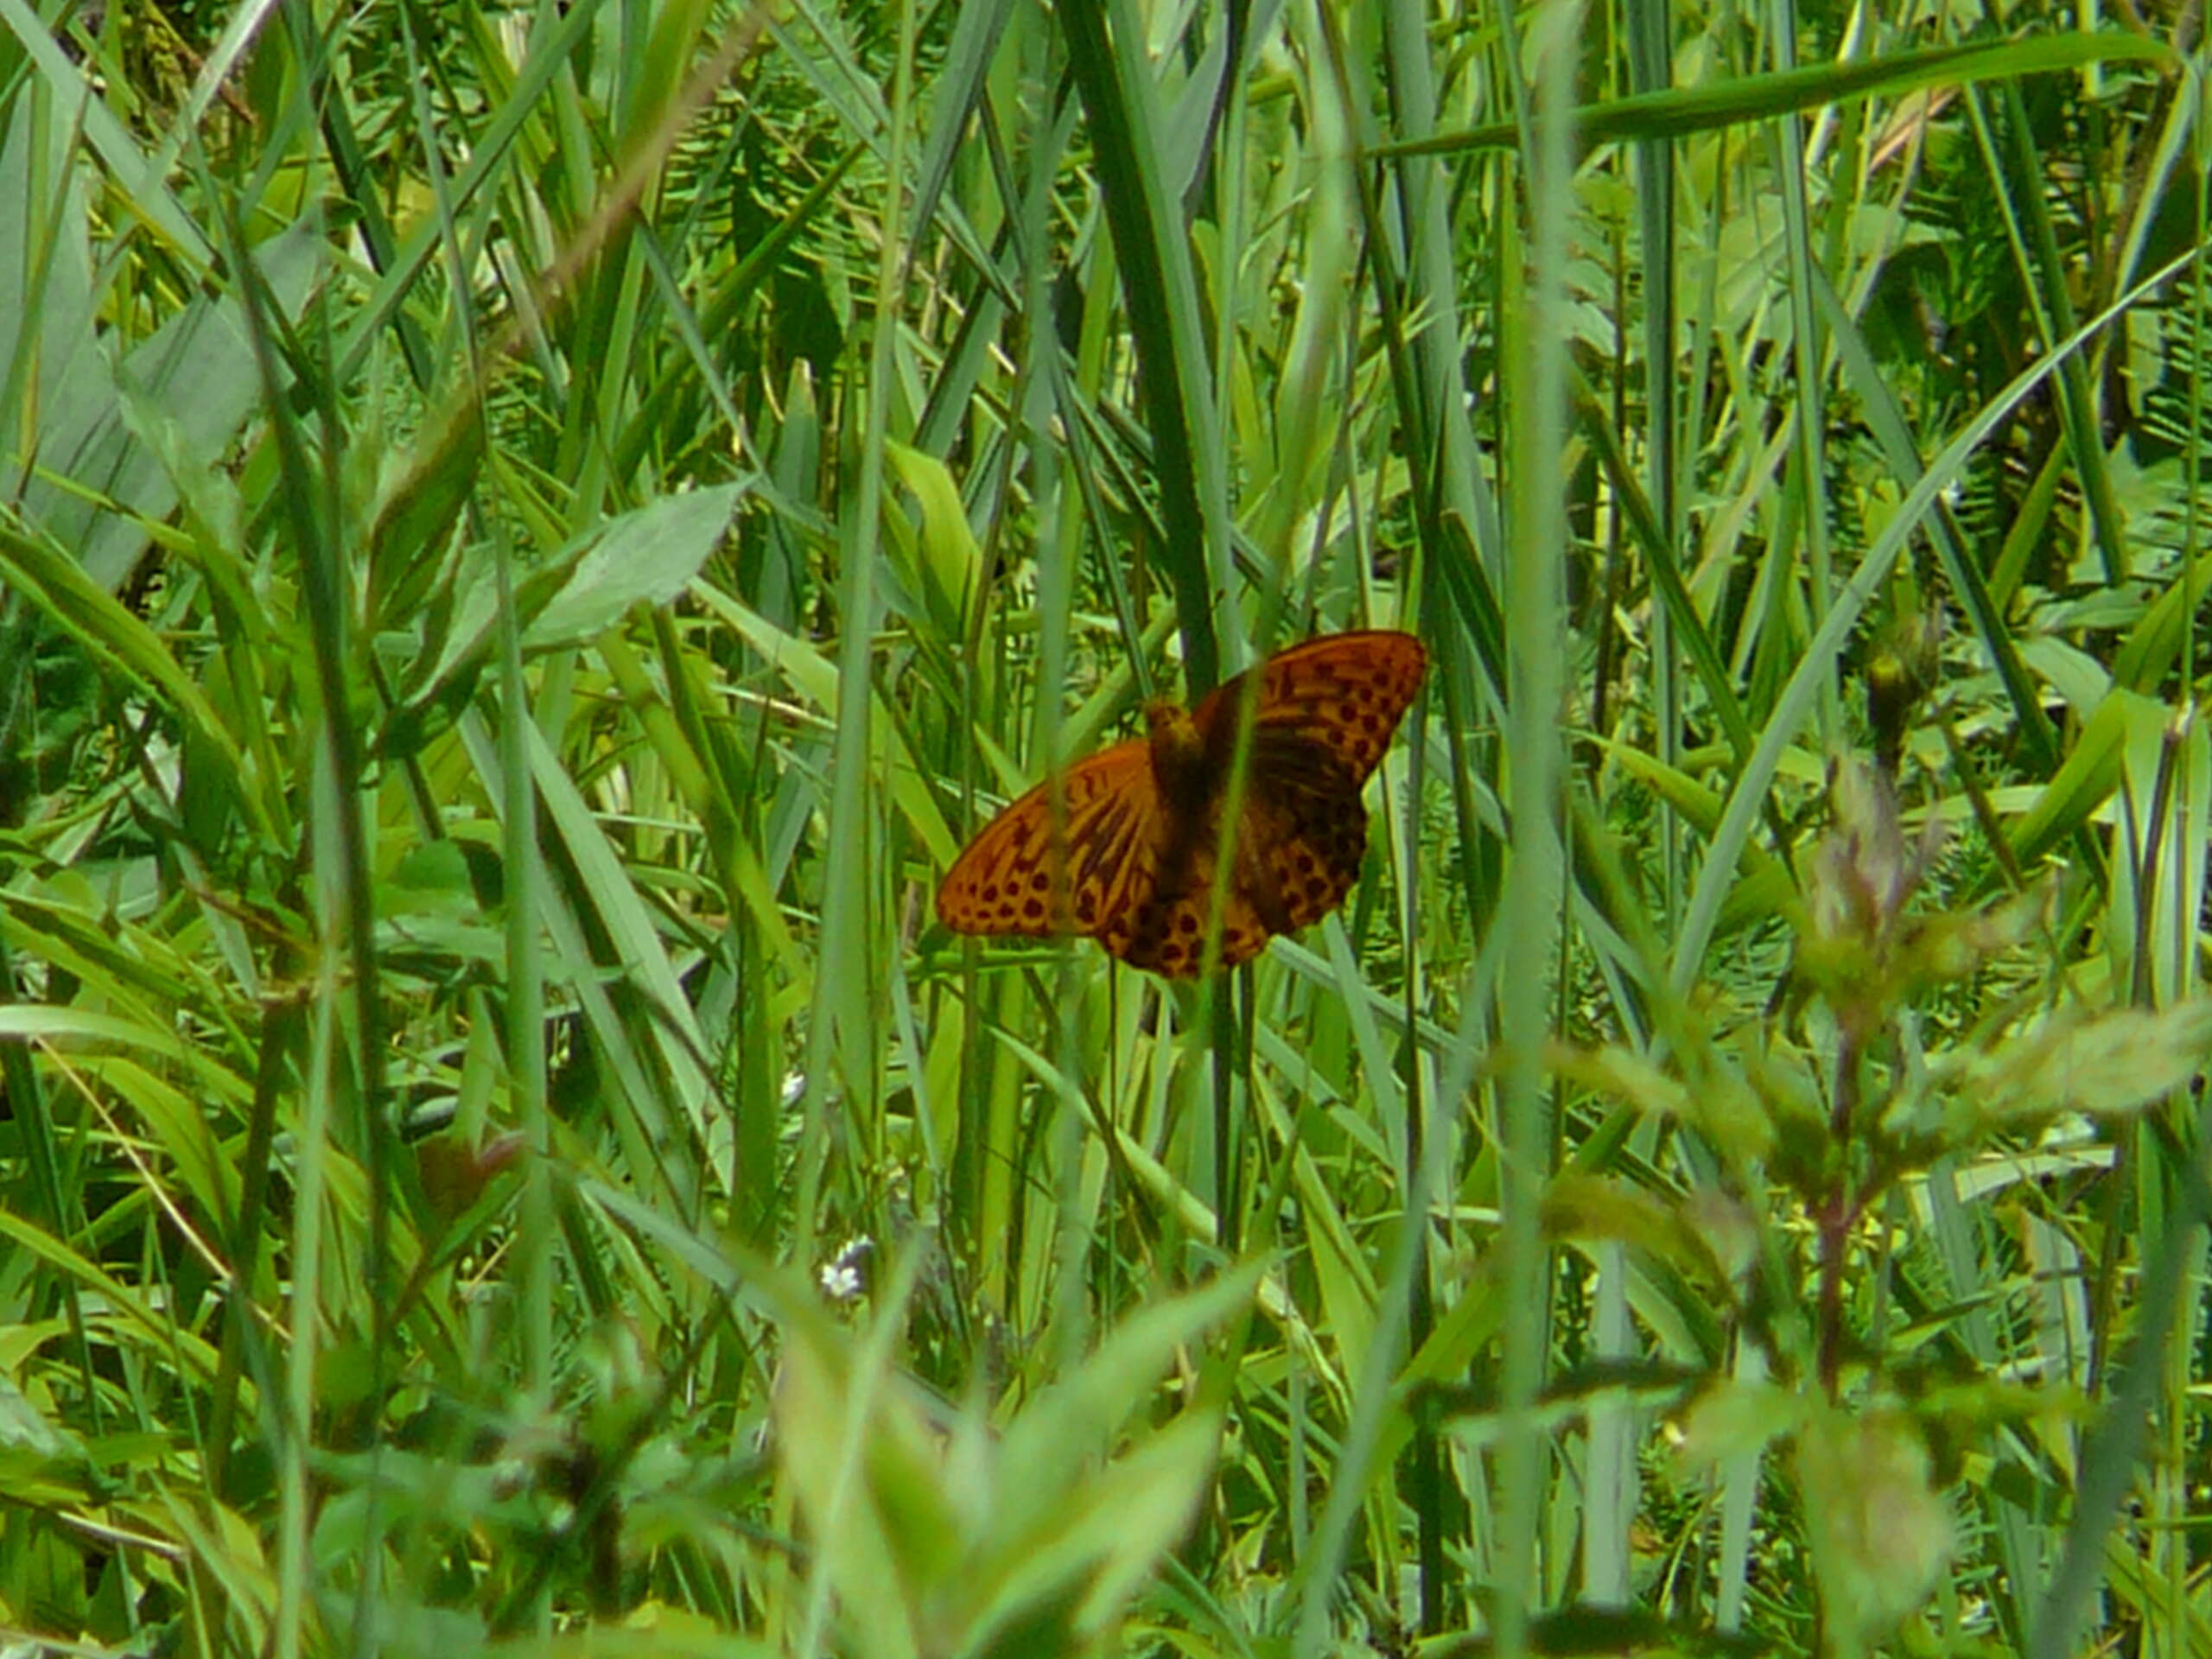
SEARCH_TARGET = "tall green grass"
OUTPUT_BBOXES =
[0,3,2206,1657]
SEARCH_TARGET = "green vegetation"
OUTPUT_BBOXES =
[2,3,2208,1656]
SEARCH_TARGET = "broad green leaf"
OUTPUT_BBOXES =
[2010,689,2159,868]
[527,484,749,649]
[885,441,981,639]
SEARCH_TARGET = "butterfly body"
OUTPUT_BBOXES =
[1141,699,1212,814]
[938,630,1427,976]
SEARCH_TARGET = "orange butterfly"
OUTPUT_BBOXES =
[937,630,1427,976]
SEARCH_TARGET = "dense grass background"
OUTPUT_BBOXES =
[3,2,2210,1656]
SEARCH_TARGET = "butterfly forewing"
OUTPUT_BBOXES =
[1194,630,1427,785]
[936,741,1160,939]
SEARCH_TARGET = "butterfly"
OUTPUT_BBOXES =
[937,630,1427,976]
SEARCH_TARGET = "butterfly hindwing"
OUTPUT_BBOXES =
[1115,779,1368,975]
[1110,880,1273,976]
[1255,786,1370,934]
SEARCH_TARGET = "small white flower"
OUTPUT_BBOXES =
[819,1235,874,1302]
